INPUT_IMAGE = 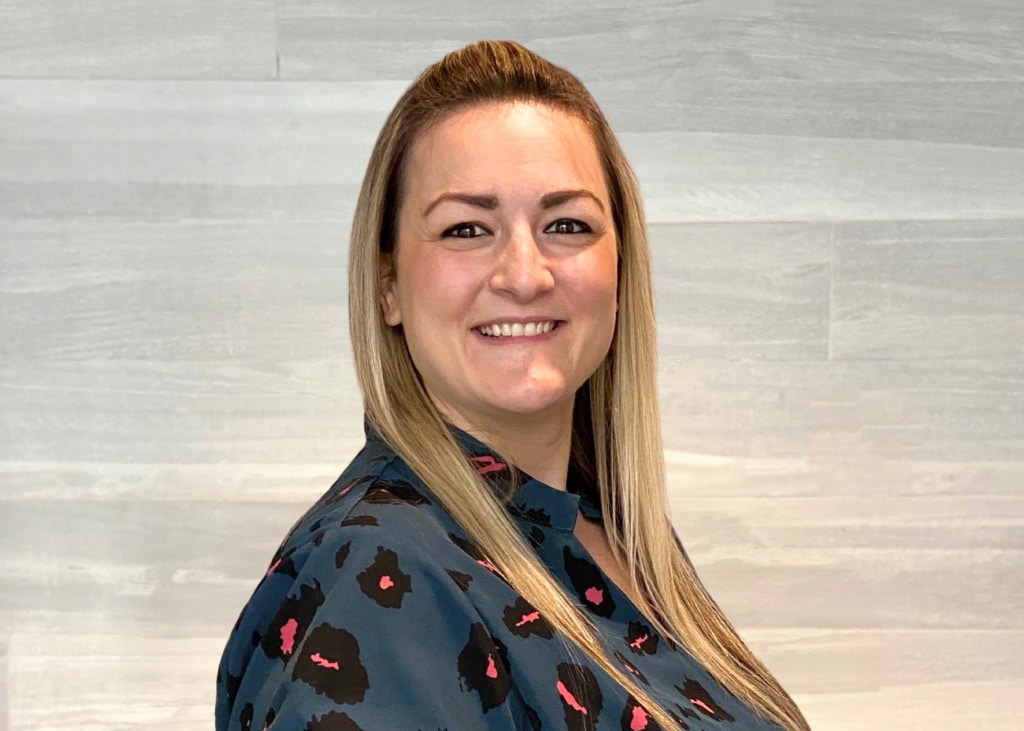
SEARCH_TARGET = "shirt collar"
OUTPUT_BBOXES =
[364,419,601,532]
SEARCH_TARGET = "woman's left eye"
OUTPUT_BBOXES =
[545,219,590,235]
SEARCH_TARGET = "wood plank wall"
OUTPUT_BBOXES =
[1,2,1022,729]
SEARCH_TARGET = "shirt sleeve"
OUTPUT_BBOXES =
[219,516,530,731]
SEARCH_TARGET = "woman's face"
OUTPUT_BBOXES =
[382,101,618,436]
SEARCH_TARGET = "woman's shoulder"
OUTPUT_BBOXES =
[246,435,516,622]
[270,440,465,575]
[217,442,524,731]
[220,437,503,656]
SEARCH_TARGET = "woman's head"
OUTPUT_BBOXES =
[350,40,655,450]
[379,101,619,440]
[347,41,808,731]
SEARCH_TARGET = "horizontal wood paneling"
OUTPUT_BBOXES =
[0,0,277,80]
[597,80,1024,144]
[0,219,348,361]
[832,219,1024,362]
[0,359,364,466]
[649,222,831,360]
[621,131,1024,222]
[0,79,398,221]
[659,359,1024,463]
[277,1,1024,83]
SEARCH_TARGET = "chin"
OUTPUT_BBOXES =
[486,386,574,419]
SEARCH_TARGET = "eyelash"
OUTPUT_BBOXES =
[442,219,592,239]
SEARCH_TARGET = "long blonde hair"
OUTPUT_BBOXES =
[349,40,808,731]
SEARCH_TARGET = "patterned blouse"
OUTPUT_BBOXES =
[215,424,783,731]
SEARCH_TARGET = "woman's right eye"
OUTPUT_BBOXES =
[443,223,486,239]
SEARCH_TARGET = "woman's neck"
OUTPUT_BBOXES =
[446,408,574,491]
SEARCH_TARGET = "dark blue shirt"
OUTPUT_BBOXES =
[216,425,782,730]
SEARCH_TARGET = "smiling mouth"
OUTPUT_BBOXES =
[475,321,559,338]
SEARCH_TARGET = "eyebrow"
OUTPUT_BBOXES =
[423,193,498,217]
[540,189,605,213]
[422,189,605,218]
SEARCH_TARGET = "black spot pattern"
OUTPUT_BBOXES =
[448,533,505,580]
[668,706,693,730]
[502,596,553,639]
[556,663,603,731]
[448,533,487,562]
[515,505,552,526]
[447,569,474,591]
[362,479,431,506]
[223,671,242,710]
[675,679,736,722]
[522,703,542,730]
[261,581,325,662]
[527,525,546,548]
[322,473,374,508]
[614,650,649,685]
[563,546,616,618]
[457,622,512,712]
[335,540,351,570]
[625,621,659,656]
[239,702,254,730]
[264,545,299,579]
[356,546,412,608]
[304,710,364,731]
[293,623,369,705]
[342,514,379,527]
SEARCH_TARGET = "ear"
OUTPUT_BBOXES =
[379,255,402,326]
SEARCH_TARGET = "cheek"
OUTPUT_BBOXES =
[580,253,620,345]
[396,253,477,323]
[573,251,619,309]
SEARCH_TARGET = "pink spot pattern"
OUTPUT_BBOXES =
[556,680,588,715]
[310,652,340,670]
[478,559,500,574]
[692,698,714,714]
[515,610,541,627]
[279,618,298,655]
[584,586,604,605]
[630,704,651,730]
[629,633,649,650]
[470,455,507,475]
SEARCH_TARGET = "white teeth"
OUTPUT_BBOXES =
[477,321,557,338]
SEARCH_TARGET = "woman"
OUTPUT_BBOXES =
[216,41,809,731]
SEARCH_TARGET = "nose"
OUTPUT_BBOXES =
[489,223,555,300]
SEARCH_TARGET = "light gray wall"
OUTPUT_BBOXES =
[1,2,1022,729]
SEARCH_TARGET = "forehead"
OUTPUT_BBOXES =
[402,101,609,205]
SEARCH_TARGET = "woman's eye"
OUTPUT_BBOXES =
[443,223,486,239]
[545,219,590,235]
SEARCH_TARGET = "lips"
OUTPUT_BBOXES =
[475,321,558,338]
